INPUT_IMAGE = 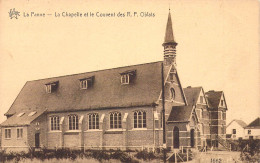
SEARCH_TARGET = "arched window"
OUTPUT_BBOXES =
[88,113,99,130]
[170,88,175,100]
[110,112,122,129]
[68,114,79,130]
[50,116,60,130]
[134,111,146,128]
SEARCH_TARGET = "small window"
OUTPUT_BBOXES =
[221,100,224,106]
[45,81,59,93]
[17,112,25,117]
[170,88,175,100]
[17,128,23,138]
[134,111,146,128]
[200,96,203,103]
[68,114,79,130]
[28,111,37,116]
[248,130,251,135]
[50,116,60,131]
[120,70,136,84]
[232,129,236,134]
[169,73,174,81]
[79,76,94,89]
[88,113,99,130]
[121,74,129,84]
[5,129,11,139]
[110,112,122,129]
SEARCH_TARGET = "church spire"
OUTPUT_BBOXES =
[163,10,178,66]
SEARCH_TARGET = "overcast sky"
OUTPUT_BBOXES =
[0,0,259,124]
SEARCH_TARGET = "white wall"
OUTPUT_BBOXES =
[244,128,260,139]
[226,121,245,139]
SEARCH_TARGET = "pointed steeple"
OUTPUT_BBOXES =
[162,10,178,66]
[164,12,176,44]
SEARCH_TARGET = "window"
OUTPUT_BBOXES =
[134,111,147,128]
[88,113,99,130]
[45,81,59,93]
[200,96,203,103]
[121,74,129,84]
[221,100,224,106]
[169,73,174,81]
[51,116,60,130]
[80,80,88,89]
[232,129,236,134]
[17,128,23,138]
[120,70,136,84]
[68,115,79,130]
[248,130,251,135]
[110,112,122,129]
[5,129,11,139]
[170,88,175,100]
[79,76,94,89]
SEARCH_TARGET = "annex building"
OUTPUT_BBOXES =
[0,11,228,152]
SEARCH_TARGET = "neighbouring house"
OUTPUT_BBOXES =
[244,117,260,139]
[226,119,247,140]
[0,11,228,152]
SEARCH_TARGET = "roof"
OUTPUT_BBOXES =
[205,90,223,108]
[183,86,202,106]
[227,119,247,128]
[163,12,176,44]
[245,117,260,129]
[167,105,194,122]
[4,61,167,116]
[1,109,46,127]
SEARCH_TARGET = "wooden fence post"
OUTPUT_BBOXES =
[187,148,189,162]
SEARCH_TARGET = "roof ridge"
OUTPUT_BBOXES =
[28,61,163,82]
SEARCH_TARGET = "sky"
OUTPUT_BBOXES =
[0,0,259,124]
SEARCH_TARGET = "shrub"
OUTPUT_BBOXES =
[134,150,157,161]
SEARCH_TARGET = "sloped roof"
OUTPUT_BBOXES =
[227,119,247,128]
[167,105,193,122]
[5,61,167,116]
[183,87,202,106]
[163,12,176,44]
[1,109,46,127]
[205,91,223,108]
[245,117,260,129]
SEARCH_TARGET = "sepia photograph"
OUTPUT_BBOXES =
[0,0,259,162]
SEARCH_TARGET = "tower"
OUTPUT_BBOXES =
[163,10,178,66]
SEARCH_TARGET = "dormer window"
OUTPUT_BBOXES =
[79,76,94,89]
[120,70,136,85]
[121,74,129,84]
[45,81,59,93]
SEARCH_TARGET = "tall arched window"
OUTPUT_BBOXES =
[170,88,175,100]
[110,112,122,129]
[50,116,60,131]
[68,114,79,130]
[88,113,99,130]
[134,111,146,128]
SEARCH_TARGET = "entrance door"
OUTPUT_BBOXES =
[173,127,180,148]
[35,133,40,148]
[190,129,195,148]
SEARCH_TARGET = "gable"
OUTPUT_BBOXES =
[218,93,227,108]
[196,89,207,105]
[163,66,187,105]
